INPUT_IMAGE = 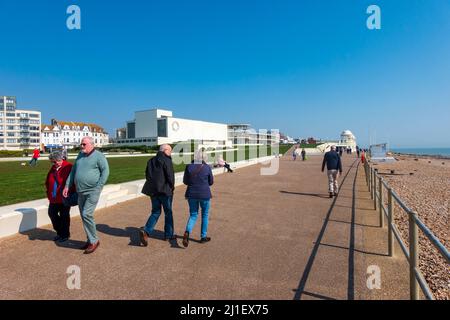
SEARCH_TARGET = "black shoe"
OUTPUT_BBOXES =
[182,231,189,248]
[53,235,61,242]
[164,235,177,241]
[329,193,333,198]
[139,229,149,247]
[200,237,211,243]
[80,242,90,250]
[57,237,69,243]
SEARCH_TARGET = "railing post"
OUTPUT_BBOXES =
[370,168,373,198]
[373,171,377,210]
[388,188,394,257]
[409,211,420,300]
[379,176,384,228]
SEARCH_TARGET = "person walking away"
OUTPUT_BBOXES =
[361,150,366,164]
[322,146,343,198]
[63,137,110,254]
[301,148,307,161]
[139,144,176,247]
[29,148,40,167]
[182,150,214,247]
[45,151,74,242]
[292,147,298,161]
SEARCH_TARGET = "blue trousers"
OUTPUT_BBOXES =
[144,196,174,238]
[185,199,210,238]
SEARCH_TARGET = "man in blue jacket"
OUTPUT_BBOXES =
[321,145,343,198]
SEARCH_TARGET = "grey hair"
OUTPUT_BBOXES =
[194,149,208,163]
[331,145,337,150]
[49,151,64,161]
[82,136,95,145]
[159,144,171,152]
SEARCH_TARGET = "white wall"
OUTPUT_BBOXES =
[167,117,228,143]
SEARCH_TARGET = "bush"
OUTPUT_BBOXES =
[0,150,25,158]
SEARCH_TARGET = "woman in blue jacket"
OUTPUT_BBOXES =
[182,150,214,247]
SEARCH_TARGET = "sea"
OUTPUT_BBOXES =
[391,148,450,157]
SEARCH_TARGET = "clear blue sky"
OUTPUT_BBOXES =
[0,0,449,148]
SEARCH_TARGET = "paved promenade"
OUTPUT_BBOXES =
[0,154,411,299]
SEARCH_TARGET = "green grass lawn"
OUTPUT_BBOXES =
[0,144,292,206]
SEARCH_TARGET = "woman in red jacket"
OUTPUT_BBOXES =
[45,151,74,242]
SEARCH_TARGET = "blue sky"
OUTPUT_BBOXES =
[0,0,449,148]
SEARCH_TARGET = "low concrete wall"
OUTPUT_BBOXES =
[0,156,276,239]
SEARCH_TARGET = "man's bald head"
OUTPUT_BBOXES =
[159,144,172,157]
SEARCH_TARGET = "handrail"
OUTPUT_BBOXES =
[363,158,449,300]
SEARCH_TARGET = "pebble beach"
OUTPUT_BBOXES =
[373,154,449,300]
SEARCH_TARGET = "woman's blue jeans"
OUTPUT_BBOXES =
[185,199,210,238]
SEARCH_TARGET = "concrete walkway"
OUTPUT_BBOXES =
[0,154,411,300]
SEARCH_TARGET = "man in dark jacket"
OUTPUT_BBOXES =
[321,145,343,198]
[139,144,176,247]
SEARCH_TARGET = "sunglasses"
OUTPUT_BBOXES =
[80,143,87,146]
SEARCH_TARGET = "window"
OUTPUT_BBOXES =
[7,139,16,143]
[6,113,15,117]
[29,114,39,118]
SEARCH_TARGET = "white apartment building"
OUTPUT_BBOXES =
[41,119,110,150]
[0,96,41,151]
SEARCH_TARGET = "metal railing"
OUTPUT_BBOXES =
[363,158,450,300]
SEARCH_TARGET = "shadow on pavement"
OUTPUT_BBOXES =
[293,159,359,300]
[279,191,331,199]
[97,224,183,248]
[20,228,85,250]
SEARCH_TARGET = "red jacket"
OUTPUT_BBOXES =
[45,160,74,204]
[33,149,40,159]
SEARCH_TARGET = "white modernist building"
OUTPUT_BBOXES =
[0,96,41,151]
[41,119,110,150]
[227,124,279,146]
[115,109,231,147]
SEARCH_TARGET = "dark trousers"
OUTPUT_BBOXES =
[224,163,233,172]
[48,203,71,238]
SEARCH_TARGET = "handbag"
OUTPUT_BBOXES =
[63,191,78,207]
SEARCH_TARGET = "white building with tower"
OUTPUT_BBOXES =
[339,130,357,151]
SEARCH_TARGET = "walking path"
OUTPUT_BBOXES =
[0,154,411,299]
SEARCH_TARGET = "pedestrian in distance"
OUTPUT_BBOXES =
[322,145,343,198]
[301,148,307,161]
[292,147,298,161]
[182,150,214,248]
[63,136,110,254]
[29,148,40,167]
[45,151,74,243]
[139,144,176,247]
